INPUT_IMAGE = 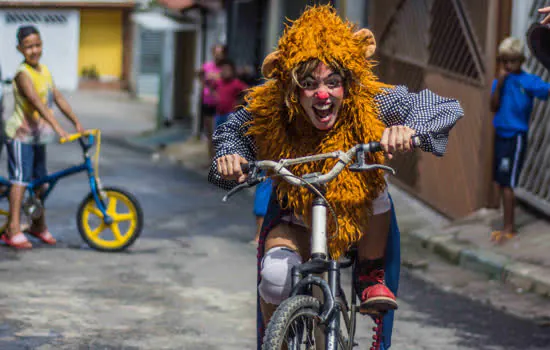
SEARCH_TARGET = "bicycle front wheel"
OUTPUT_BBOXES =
[262,295,348,350]
[77,186,143,252]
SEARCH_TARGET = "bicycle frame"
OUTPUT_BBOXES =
[223,139,420,350]
[288,189,356,350]
[0,134,112,224]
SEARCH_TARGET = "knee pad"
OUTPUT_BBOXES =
[259,247,302,305]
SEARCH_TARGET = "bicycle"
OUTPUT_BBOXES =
[222,138,420,350]
[0,129,143,251]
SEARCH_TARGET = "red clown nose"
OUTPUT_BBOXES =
[316,91,329,100]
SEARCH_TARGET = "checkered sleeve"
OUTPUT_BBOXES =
[377,85,464,156]
[207,108,257,190]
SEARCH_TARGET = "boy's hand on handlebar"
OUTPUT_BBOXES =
[75,122,85,134]
[380,125,416,160]
[216,154,248,183]
[57,129,70,141]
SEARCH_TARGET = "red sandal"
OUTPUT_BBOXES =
[27,230,56,245]
[1,232,32,249]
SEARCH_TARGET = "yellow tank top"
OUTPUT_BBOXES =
[5,63,55,144]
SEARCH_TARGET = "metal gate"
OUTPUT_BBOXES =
[137,28,164,98]
[515,0,550,216]
[370,0,501,218]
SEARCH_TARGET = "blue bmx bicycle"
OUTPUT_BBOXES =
[0,129,143,251]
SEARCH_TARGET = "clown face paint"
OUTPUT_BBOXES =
[299,62,344,130]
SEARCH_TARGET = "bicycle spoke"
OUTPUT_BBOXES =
[112,223,124,241]
[284,315,316,350]
[115,212,134,222]
[90,223,106,237]
[88,206,103,218]
[107,197,118,215]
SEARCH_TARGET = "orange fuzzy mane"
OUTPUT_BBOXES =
[245,5,391,258]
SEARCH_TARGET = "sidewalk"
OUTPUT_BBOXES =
[400,202,550,298]
[62,90,193,153]
[60,90,550,300]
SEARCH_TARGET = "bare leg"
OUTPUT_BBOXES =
[7,184,25,237]
[254,216,263,243]
[357,211,391,261]
[29,185,47,233]
[502,186,516,234]
[203,115,215,160]
[356,211,397,314]
[259,223,310,327]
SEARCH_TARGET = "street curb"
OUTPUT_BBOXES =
[101,135,157,154]
[407,229,550,298]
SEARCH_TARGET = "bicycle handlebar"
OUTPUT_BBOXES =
[59,129,99,144]
[222,136,421,202]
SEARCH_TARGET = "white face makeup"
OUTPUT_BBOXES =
[299,62,344,131]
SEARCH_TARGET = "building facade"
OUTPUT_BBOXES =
[0,0,135,91]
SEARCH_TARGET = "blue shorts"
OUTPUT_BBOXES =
[6,139,48,185]
[253,178,273,217]
[214,113,231,129]
[493,133,527,188]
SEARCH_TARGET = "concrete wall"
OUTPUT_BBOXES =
[511,0,535,40]
[0,9,80,90]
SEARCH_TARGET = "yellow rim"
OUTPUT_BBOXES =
[81,190,138,249]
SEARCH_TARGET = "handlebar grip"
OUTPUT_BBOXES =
[411,135,422,148]
[241,162,250,174]
[60,133,83,144]
[59,129,98,144]
[360,142,383,153]
[363,136,422,153]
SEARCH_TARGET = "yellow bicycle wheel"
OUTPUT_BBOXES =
[77,187,143,251]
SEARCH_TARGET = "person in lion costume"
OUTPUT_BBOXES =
[209,5,463,349]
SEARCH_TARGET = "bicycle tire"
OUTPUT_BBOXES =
[77,186,143,252]
[262,295,348,350]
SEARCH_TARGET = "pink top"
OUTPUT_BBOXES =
[215,78,248,115]
[202,61,221,106]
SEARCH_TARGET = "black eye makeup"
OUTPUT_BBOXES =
[300,74,343,90]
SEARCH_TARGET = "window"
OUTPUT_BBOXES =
[5,12,68,25]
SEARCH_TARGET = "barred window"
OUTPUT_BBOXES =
[428,0,484,81]
[5,12,68,25]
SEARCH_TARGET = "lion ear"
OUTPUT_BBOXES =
[262,50,280,78]
[353,28,376,58]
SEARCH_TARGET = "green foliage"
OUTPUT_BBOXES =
[81,65,100,80]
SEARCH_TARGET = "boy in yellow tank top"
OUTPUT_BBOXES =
[1,26,85,249]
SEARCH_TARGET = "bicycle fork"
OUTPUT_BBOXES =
[289,195,343,350]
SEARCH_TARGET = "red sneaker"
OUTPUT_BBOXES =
[356,269,397,315]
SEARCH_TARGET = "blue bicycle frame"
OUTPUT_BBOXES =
[0,134,113,224]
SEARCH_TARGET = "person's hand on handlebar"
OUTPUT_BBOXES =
[539,6,550,25]
[216,154,248,183]
[380,125,416,160]
[55,127,70,142]
[74,122,85,134]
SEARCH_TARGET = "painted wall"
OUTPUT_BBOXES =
[0,9,80,90]
[78,8,123,81]
[511,0,535,44]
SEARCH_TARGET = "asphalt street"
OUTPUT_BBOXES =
[0,142,548,350]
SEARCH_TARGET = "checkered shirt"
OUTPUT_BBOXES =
[208,85,464,190]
